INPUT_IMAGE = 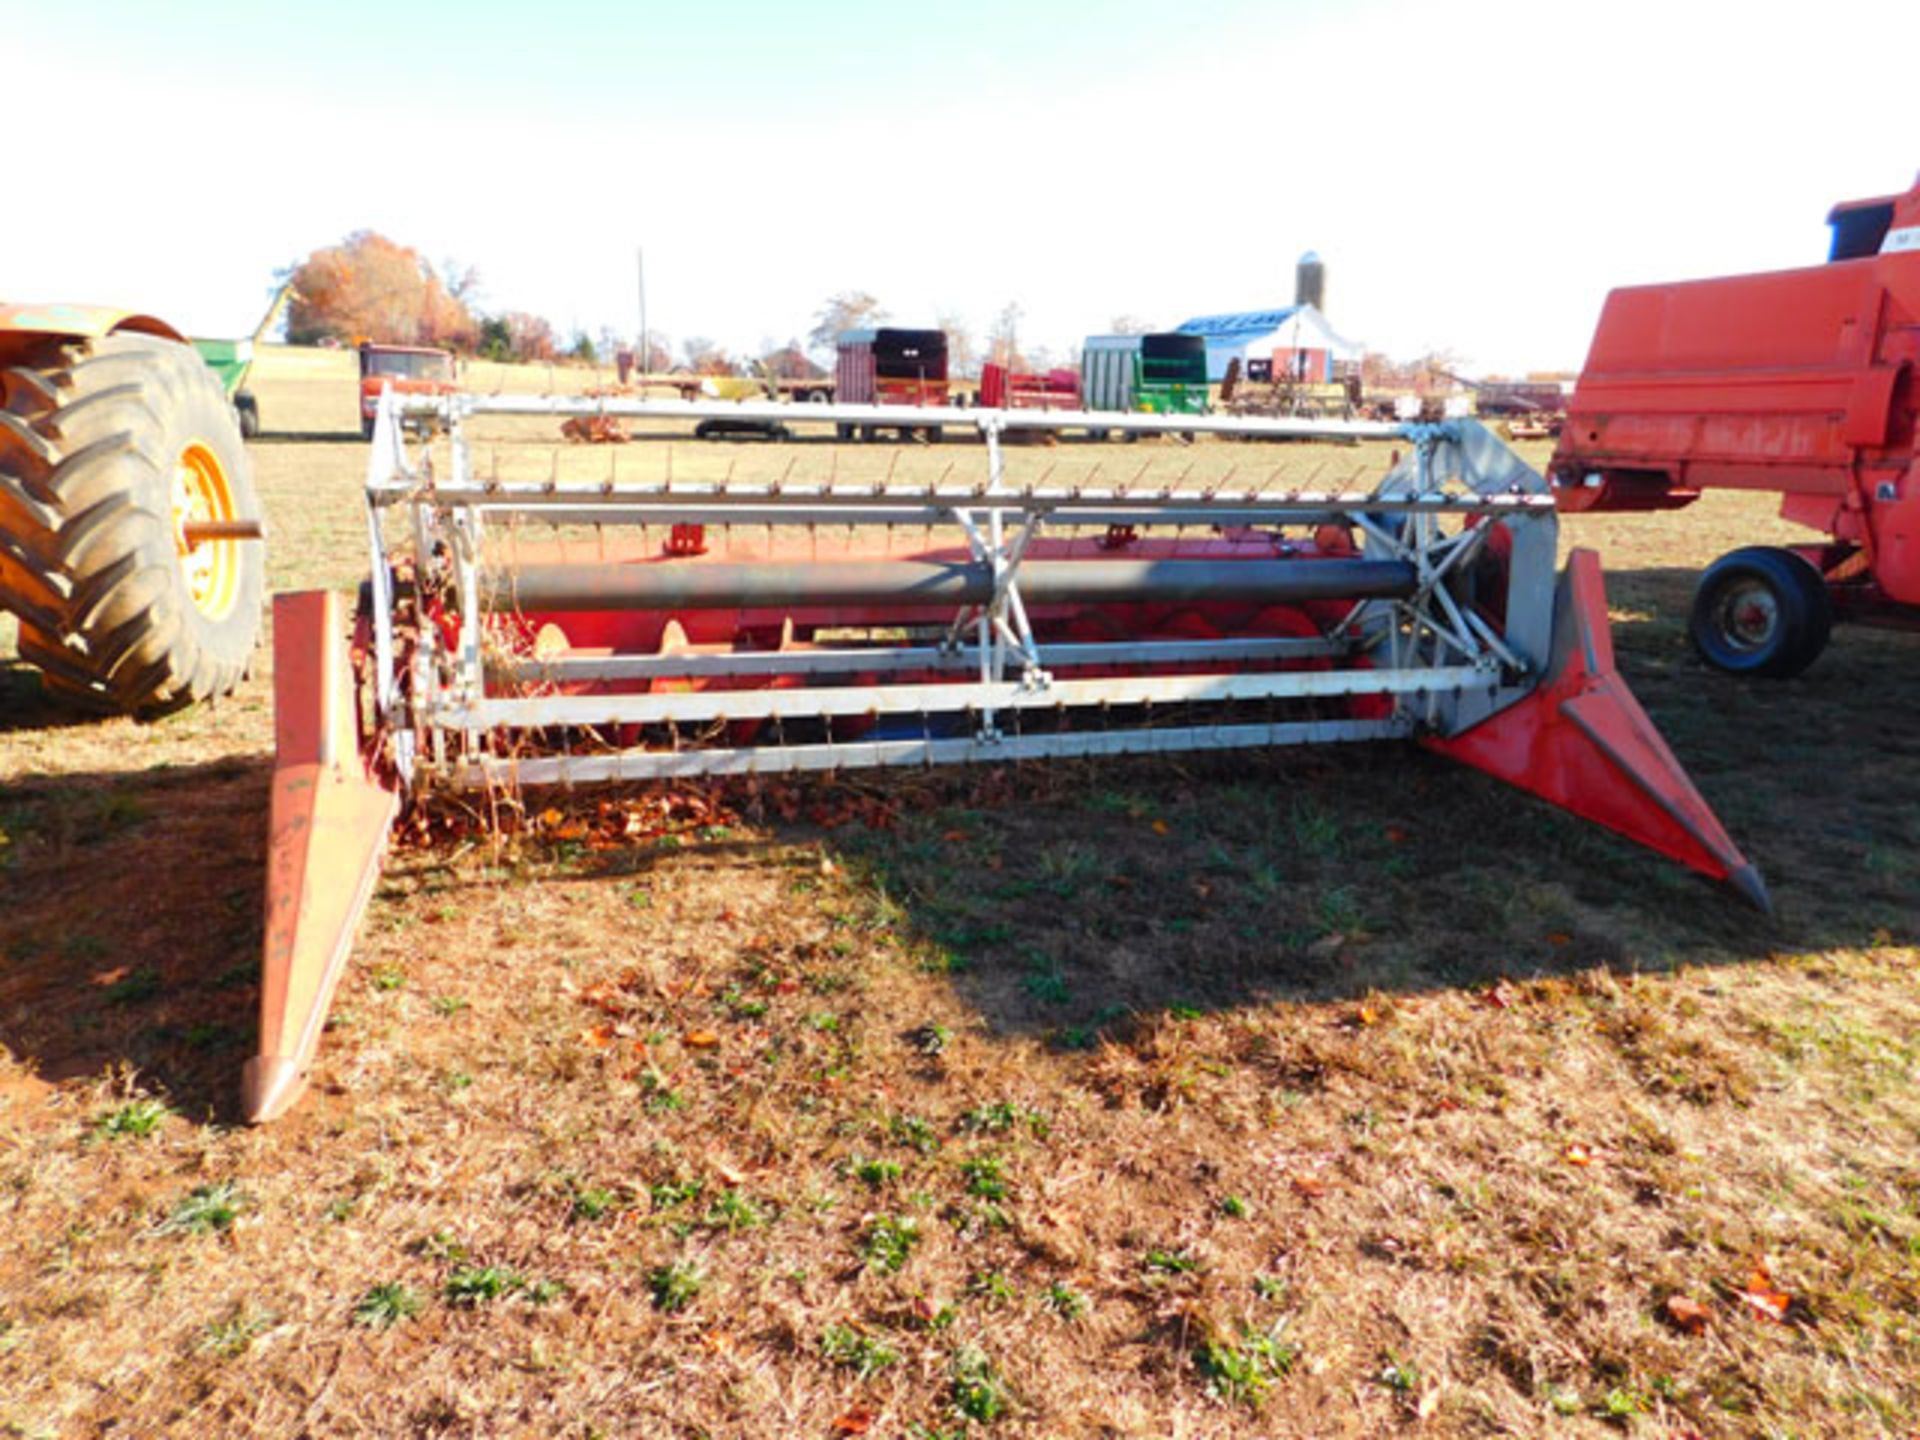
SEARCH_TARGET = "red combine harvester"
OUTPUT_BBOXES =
[1552,174,1920,676]
[240,389,1768,1121]
[833,327,948,441]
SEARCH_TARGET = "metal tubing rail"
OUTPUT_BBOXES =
[376,483,1553,521]
[455,716,1413,787]
[431,665,1499,731]
[401,390,1409,444]
[487,635,1348,685]
[441,502,1539,531]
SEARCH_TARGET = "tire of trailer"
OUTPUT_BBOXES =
[360,413,376,441]
[835,422,853,441]
[1688,545,1831,678]
[0,330,264,712]
[235,391,261,439]
[925,426,943,444]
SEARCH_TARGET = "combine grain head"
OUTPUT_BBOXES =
[245,390,1765,1120]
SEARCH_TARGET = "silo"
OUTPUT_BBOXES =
[1296,251,1326,311]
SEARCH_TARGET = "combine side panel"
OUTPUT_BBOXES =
[1554,177,1920,531]
[244,591,399,1122]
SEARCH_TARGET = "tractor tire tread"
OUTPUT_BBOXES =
[0,332,262,713]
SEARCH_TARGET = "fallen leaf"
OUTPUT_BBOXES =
[683,1029,721,1049]
[1290,1174,1327,1199]
[577,1025,616,1050]
[1384,825,1408,844]
[1563,1143,1595,1167]
[1662,1295,1711,1334]
[831,1409,875,1435]
[941,829,970,843]
[1741,1258,1791,1322]
[1480,984,1513,1010]
[1150,819,1170,836]
[1547,931,1573,947]
[698,1328,733,1353]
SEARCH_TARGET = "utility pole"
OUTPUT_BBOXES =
[636,247,649,373]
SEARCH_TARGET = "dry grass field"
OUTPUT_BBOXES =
[2,348,1917,1438]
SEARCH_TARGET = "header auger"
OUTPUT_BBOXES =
[245,389,1767,1121]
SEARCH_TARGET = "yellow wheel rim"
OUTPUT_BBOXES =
[172,441,240,621]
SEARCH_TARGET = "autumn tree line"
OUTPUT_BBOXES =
[285,230,1530,385]
[284,232,1090,378]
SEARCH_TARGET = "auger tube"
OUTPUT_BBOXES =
[481,557,1419,612]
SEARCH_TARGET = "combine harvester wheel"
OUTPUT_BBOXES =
[1687,546,1832,678]
[242,388,1770,1122]
[0,317,264,711]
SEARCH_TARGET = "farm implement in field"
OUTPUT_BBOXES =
[0,302,265,714]
[244,390,1768,1121]
[1553,172,1920,677]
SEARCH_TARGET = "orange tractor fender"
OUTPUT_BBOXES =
[0,301,187,352]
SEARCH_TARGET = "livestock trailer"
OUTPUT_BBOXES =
[1082,333,1210,413]
[834,327,948,440]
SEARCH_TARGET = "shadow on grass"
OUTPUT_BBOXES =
[382,571,1920,1058]
[797,574,1920,1046]
[0,756,268,1122]
[5,569,1914,1118]
[0,661,112,735]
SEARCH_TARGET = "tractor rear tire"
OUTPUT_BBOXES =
[0,331,265,713]
[1688,545,1830,678]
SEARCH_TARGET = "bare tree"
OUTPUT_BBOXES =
[935,310,977,378]
[1107,314,1156,335]
[440,258,483,308]
[682,336,735,375]
[986,301,1025,371]
[807,291,887,361]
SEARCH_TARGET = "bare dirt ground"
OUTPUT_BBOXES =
[2,349,1916,1438]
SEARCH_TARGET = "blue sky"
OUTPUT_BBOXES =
[8,0,1918,372]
